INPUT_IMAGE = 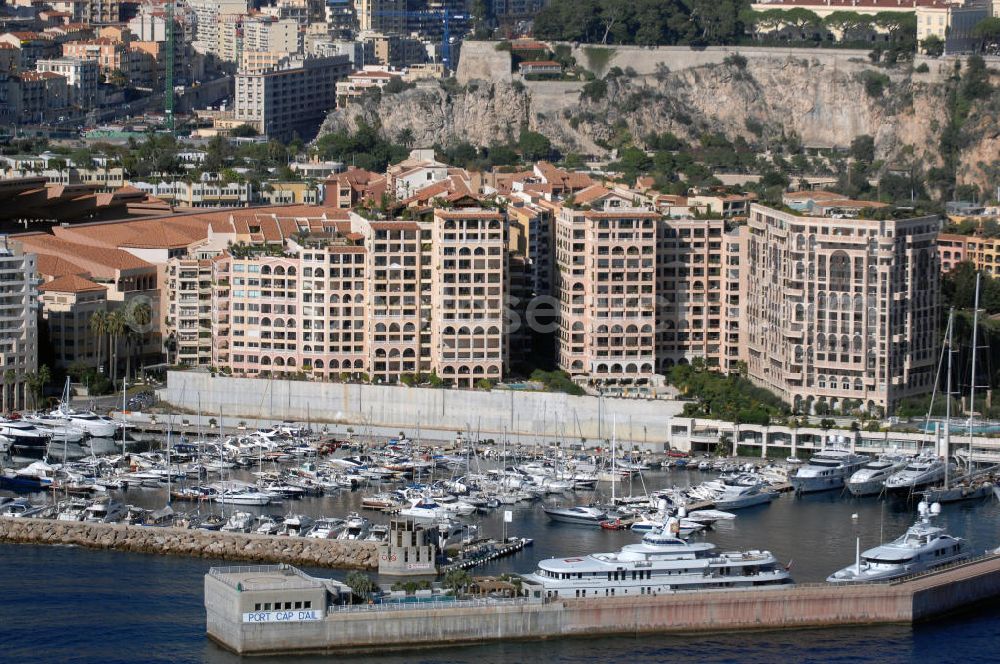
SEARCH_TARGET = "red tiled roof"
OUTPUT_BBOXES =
[39,273,106,294]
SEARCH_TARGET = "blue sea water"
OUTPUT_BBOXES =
[3,471,1000,663]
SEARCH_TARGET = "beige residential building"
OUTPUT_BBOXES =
[355,0,406,33]
[742,203,939,415]
[655,217,741,372]
[188,0,248,55]
[243,16,301,55]
[361,220,427,382]
[233,55,351,140]
[430,209,507,387]
[37,273,107,370]
[209,207,507,387]
[554,204,658,393]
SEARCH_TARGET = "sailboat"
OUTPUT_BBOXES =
[923,286,995,503]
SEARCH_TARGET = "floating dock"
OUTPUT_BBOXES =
[206,553,1000,655]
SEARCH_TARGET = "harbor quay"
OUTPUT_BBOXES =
[205,554,1000,655]
[0,518,379,570]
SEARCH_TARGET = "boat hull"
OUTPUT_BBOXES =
[846,478,886,497]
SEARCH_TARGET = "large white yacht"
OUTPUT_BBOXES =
[542,505,607,525]
[846,455,910,497]
[790,448,870,494]
[884,454,950,493]
[42,406,117,438]
[713,483,776,510]
[0,418,51,456]
[398,496,452,521]
[827,501,971,583]
[522,517,792,598]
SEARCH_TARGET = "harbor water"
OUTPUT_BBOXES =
[3,468,1000,663]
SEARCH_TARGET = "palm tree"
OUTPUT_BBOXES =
[25,365,51,411]
[106,310,128,391]
[126,300,152,382]
[90,310,109,373]
[2,368,14,413]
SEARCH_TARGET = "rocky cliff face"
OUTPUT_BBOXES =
[317,81,532,150]
[317,53,998,190]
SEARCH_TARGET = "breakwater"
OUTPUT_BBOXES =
[0,518,378,570]
[206,554,1000,655]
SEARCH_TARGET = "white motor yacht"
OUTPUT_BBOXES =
[307,517,345,539]
[83,496,126,523]
[713,483,776,510]
[221,511,255,533]
[278,514,314,537]
[847,455,910,497]
[523,516,792,598]
[47,406,117,438]
[399,496,452,521]
[542,505,607,525]
[827,501,971,583]
[884,455,950,493]
[336,513,371,540]
[0,418,52,456]
[790,448,870,494]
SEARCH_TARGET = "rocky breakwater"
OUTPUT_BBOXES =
[0,518,379,570]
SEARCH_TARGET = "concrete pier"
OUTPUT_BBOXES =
[206,554,1000,655]
[0,518,379,569]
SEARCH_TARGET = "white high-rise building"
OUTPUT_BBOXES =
[188,0,248,55]
[0,237,38,411]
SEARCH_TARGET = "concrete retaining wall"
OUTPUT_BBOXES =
[569,44,875,77]
[159,371,685,448]
[0,518,378,569]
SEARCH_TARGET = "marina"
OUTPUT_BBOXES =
[4,408,1000,660]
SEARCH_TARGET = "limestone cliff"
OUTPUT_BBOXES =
[317,45,998,191]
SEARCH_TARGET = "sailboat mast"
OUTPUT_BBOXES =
[944,308,954,490]
[121,377,127,458]
[611,415,617,505]
[166,416,172,505]
[967,274,981,471]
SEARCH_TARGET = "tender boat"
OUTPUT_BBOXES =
[542,505,607,525]
[846,455,909,497]
[523,516,792,598]
[790,448,870,494]
[827,501,971,583]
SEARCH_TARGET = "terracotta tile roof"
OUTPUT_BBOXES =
[36,253,86,278]
[572,184,612,205]
[18,234,154,274]
[39,273,106,294]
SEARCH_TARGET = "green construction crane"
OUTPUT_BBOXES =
[165,1,174,133]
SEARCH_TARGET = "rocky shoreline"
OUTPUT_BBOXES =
[0,518,379,569]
